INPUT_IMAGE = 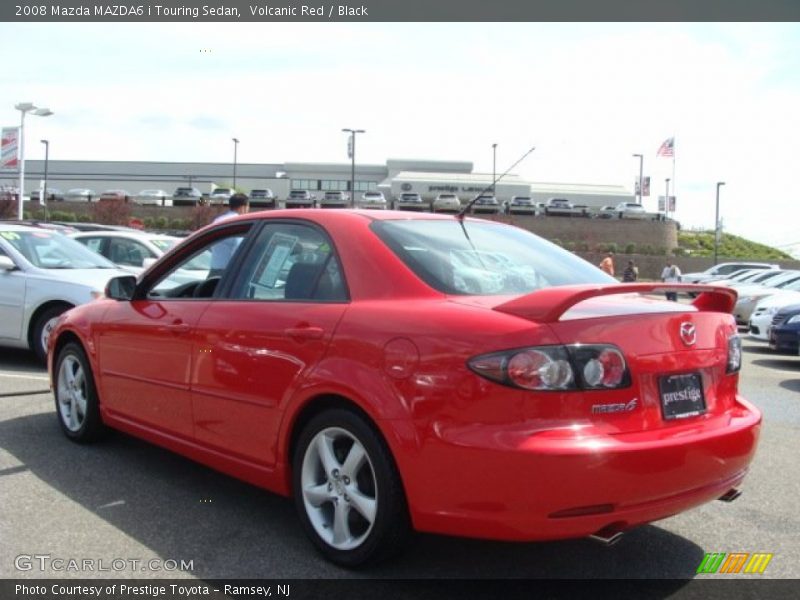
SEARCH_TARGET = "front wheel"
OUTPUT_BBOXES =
[32,304,71,364]
[54,342,107,442]
[292,409,410,567]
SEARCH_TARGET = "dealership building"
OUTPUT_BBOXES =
[9,158,634,208]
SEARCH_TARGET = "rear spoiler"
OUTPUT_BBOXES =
[493,283,737,324]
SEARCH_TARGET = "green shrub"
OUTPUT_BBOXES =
[624,243,636,254]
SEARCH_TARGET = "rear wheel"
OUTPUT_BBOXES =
[54,342,107,442]
[292,409,410,567]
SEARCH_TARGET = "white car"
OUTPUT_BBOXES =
[615,202,647,219]
[394,192,427,211]
[285,190,316,208]
[70,231,182,275]
[749,290,800,340]
[135,189,171,206]
[432,193,461,213]
[357,191,387,210]
[64,188,96,203]
[319,191,350,208]
[209,188,234,205]
[734,274,800,327]
[0,224,130,362]
[543,198,575,216]
[682,262,779,284]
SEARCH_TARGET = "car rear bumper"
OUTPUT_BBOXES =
[402,396,761,541]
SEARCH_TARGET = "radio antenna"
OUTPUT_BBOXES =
[457,145,536,220]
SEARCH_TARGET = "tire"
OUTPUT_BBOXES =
[32,304,71,364]
[54,342,107,443]
[292,409,411,567]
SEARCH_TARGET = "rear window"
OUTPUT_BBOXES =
[371,219,613,296]
[401,194,420,200]
[290,191,309,198]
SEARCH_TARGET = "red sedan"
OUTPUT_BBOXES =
[48,210,760,567]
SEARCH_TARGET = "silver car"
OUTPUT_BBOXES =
[320,191,350,208]
[357,191,387,210]
[0,224,129,362]
[64,188,96,203]
[432,193,461,213]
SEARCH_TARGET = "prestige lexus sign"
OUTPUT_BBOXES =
[1,128,19,171]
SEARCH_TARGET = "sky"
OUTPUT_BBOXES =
[2,22,799,255]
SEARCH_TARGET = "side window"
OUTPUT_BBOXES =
[77,237,105,254]
[231,223,347,302]
[147,226,250,299]
[108,238,155,267]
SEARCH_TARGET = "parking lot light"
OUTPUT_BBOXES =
[14,102,53,220]
[41,139,49,221]
[342,128,365,205]
[715,182,726,265]
[232,138,239,189]
[633,153,643,205]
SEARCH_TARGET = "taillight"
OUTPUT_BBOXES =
[726,334,742,374]
[468,344,630,392]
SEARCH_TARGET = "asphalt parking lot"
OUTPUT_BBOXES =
[0,339,798,581]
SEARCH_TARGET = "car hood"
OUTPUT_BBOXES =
[755,290,800,309]
[26,267,131,290]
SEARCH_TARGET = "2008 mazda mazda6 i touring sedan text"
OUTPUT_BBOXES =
[48,209,761,567]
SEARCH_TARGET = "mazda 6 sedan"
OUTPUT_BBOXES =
[48,210,761,567]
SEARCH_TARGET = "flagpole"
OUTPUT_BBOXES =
[671,135,676,220]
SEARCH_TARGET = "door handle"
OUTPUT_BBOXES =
[169,322,191,335]
[284,326,324,340]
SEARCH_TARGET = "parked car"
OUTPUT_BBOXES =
[285,190,316,209]
[0,224,129,362]
[394,192,426,211]
[506,196,535,215]
[320,191,350,209]
[70,231,181,274]
[432,193,461,213]
[471,195,501,214]
[768,303,800,354]
[64,188,95,203]
[49,210,760,567]
[98,189,131,203]
[615,202,647,219]
[30,188,65,202]
[733,273,800,326]
[249,189,277,209]
[357,191,387,210]
[543,197,574,216]
[596,205,617,219]
[172,187,203,207]
[572,204,591,218]
[682,262,780,284]
[135,189,170,206]
[749,291,800,340]
[209,188,235,205]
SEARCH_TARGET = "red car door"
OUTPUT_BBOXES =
[94,299,209,439]
[190,221,349,466]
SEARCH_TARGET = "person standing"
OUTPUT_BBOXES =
[599,252,615,277]
[622,260,639,282]
[661,259,682,301]
[209,193,250,277]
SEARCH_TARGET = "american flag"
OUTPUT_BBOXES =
[656,137,675,158]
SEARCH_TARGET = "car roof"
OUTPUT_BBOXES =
[0,222,59,232]
[70,230,180,241]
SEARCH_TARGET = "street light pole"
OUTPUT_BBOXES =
[665,177,671,219]
[714,181,726,266]
[632,153,643,205]
[41,139,49,221]
[342,128,365,206]
[14,102,53,220]
[492,143,497,194]
[232,138,239,189]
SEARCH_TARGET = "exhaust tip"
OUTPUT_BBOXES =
[718,488,742,503]
[588,526,625,547]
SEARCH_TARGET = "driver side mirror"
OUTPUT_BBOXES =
[105,275,137,301]
[0,256,17,271]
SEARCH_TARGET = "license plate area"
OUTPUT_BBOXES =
[659,372,706,420]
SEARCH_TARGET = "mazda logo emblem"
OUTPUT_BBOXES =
[679,322,697,346]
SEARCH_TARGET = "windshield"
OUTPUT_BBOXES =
[1,230,115,269]
[372,219,614,295]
